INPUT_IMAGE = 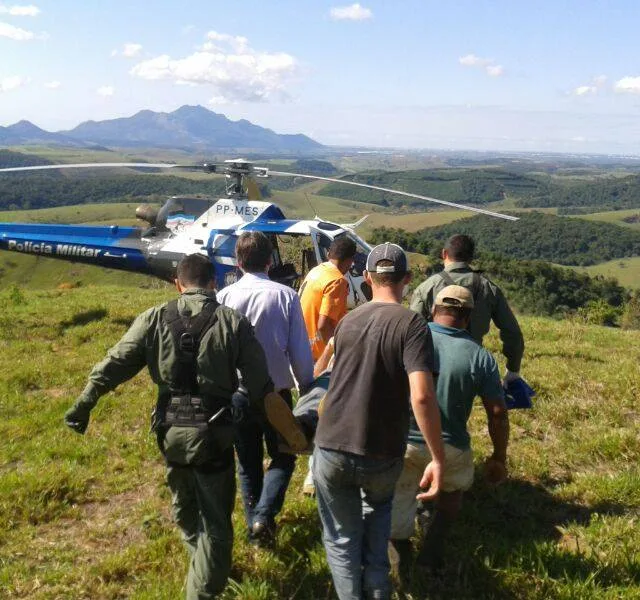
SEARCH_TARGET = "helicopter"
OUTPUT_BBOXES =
[0,158,518,307]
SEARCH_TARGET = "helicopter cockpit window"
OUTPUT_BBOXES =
[350,240,368,278]
[317,233,367,277]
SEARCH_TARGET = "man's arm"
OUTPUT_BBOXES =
[313,337,334,378]
[317,314,337,345]
[317,278,348,344]
[492,287,525,373]
[482,397,509,484]
[65,310,150,433]
[409,370,445,501]
[287,295,315,390]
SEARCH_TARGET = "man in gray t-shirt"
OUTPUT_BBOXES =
[313,243,444,600]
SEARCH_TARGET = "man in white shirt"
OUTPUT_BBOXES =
[217,232,314,547]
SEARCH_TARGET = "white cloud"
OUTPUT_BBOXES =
[130,32,298,103]
[44,80,61,89]
[614,76,640,95]
[122,42,142,57]
[0,4,39,16]
[204,31,248,52]
[0,75,29,92]
[0,20,34,39]
[459,54,504,77]
[97,85,114,97]
[459,54,491,67]
[572,75,608,96]
[329,3,372,21]
[111,42,143,58]
[574,85,597,96]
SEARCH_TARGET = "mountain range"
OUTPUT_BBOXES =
[0,105,322,153]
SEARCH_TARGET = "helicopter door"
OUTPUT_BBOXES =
[309,228,369,308]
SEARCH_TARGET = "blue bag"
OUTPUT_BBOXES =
[504,377,535,409]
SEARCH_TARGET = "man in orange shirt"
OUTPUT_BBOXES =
[299,236,356,495]
[300,237,357,360]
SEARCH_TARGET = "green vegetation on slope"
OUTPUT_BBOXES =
[319,168,640,212]
[0,286,638,598]
[0,172,228,211]
[373,212,640,266]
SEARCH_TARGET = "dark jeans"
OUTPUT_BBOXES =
[234,389,296,531]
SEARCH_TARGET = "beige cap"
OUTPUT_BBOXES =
[434,285,474,309]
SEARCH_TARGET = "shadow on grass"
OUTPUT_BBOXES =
[60,308,108,329]
[399,478,637,599]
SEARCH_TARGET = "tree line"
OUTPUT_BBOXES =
[318,168,640,212]
[370,212,640,266]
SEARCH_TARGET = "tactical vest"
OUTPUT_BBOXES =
[154,299,234,470]
[161,299,225,427]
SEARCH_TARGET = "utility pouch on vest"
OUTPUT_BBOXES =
[165,394,210,429]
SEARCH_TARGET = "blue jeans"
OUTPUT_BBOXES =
[234,389,296,531]
[313,446,403,600]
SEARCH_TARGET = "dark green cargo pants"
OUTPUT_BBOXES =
[166,455,236,599]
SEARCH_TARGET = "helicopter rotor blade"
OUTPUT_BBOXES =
[0,162,217,174]
[268,170,519,222]
[0,162,181,173]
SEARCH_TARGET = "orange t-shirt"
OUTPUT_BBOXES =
[300,262,349,360]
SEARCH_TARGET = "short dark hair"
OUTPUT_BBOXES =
[235,232,273,273]
[369,259,406,287]
[445,234,475,262]
[328,236,357,261]
[176,254,215,288]
[433,304,473,322]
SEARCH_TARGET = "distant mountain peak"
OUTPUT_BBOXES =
[57,105,323,153]
[2,105,323,153]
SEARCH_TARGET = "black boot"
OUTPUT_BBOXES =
[415,510,452,574]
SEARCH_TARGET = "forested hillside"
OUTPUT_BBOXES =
[372,212,640,266]
[319,168,640,212]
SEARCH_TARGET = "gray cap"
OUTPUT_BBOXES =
[366,242,408,273]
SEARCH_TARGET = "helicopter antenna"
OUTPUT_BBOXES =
[304,192,319,219]
[268,171,519,222]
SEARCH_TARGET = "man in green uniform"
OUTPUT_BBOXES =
[64,254,307,599]
[410,234,524,383]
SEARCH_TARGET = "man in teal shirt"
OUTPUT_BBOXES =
[390,284,509,573]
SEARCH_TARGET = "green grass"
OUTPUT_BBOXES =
[578,209,640,231]
[572,257,640,289]
[0,284,639,598]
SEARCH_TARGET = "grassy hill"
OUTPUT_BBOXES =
[0,285,638,598]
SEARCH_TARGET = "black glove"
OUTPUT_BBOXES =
[64,403,91,434]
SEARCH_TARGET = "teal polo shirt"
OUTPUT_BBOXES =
[408,322,504,450]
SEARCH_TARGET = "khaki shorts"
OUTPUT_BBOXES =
[390,442,474,540]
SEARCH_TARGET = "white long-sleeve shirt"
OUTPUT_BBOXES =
[217,272,314,391]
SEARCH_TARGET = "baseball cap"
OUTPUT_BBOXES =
[434,285,475,309]
[365,242,408,273]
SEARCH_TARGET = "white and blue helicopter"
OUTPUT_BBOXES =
[0,159,517,306]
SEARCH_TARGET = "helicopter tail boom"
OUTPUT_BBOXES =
[0,222,153,274]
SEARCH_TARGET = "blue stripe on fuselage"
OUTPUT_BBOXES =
[0,223,149,270]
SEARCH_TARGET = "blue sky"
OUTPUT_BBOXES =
[2,0,640,153]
